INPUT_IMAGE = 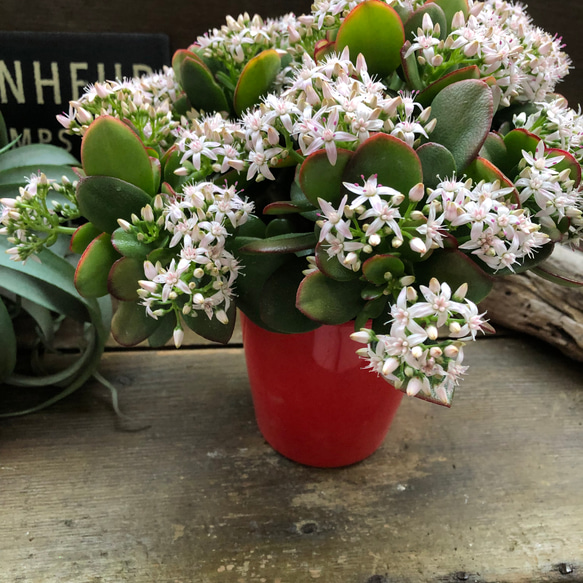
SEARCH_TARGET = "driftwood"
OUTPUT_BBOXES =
[480,245,583,361]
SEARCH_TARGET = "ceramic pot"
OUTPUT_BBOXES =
[241,313,404,468]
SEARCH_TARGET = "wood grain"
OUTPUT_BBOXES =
[1,335,582,582]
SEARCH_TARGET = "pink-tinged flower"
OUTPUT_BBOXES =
[409,278,462,327]
[416,204,446,252]
[302,108,357,165]
[317,195,351,242]
[358,197,403,241]
[344,174,402,210]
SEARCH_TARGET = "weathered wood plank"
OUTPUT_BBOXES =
[1,336,582,582]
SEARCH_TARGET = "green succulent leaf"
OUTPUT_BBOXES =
[110,228,159,260]
[70,222,103,255]
[147,312,177,348]
[416,142,457,189]
[172,48,205,85]
[81,115,157,196]
[336,0,405,79]
[500,128,540,177]
[263,200,317,215]
[546,148,581,187]
[111,300,160,346]
[77,175,152,234]
[299,149,353,207]
[182,302,236,344]
[413,248,494,303]
[259,256,322,334]
[429,79,493,172]
[265,218,294,238]
[296,271,364,325]
[315,241,360,281]
[74,233,121,298]
[0,297,17,382]
[0,143,78,172]
[343,133,423,196]
[234,49,281,116]
[464,157,517,203]
[354,295,389,330]
[400,42,424,90]
[417,65,480,106]
[531,264,583,288]
[404,3,447,43]
[237,232,317,255]
[362,254,405,284]
[430,0,469,31]
[180,56,230,114]
[478,132,508,169]
[107,257,143,301]
[228,236,287,327]
[236,215,267,238]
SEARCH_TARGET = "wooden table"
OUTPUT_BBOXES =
[1,332,582,582]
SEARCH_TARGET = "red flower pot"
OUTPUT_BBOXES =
[241,314,404,468]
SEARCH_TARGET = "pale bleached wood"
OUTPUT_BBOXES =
[480,245,583,362]
[1,336,582,582]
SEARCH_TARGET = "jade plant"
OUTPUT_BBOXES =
[0,111,110,416]
[3,0,583,407]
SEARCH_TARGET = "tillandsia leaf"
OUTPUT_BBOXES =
[111,300,161,346]
[413,248,494,303]
[76,175,152,234]
[429,79,493,172]
[259,256,322,334]
[20,298,55,345]
[265,218,295,238]
[107,257,143,301]
[296,271,365,325]
[74,233,121,298]
[262,200,317,215]
[237,232,317,254]
[110,228,159,260]
[0,165,79,201]
[404,3,447,43]
[336,0,405,79]
[416,65,481,106]
[500,128,540,177]
[299,149,353,207]
[0,297,17,382]
[362,254,405,284]
[233,49,281,116]
[0,110,8,149]
[182,302,237,344]
[343,134,424,195]
[0,267,88,322]
[482,242,556,276]
[0,143,78,172]
[400,42,424,90]
[416,142,457,189]
[180,55,230,115]
[81,116,157,196]
[430,0,469,32]
[531,265,583,288]
[478,132,508,170]
[147,312,176,348]
[315,242,360,282]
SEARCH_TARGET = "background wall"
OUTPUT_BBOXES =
[1,0,582,105]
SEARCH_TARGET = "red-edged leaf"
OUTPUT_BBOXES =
[417,65,480,106]
[74,233,121,298]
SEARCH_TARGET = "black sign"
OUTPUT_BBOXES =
[0,31,171,157]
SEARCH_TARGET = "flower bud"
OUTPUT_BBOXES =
[141,205,154,223]
[406,286,418,302]
[409,237,427,255]
[449,321,461,335]
[406,377,423,397]
[444,344,459,358]
[117,218,131,232]
[453,282,468,300]
[382,357,399,377]
[350,330,373,344]
[138,279,158,294]
[408,183,425,202]
[173,327,184,348]
[429,346,442,358]
[411,346,423,359]
[427,325,439,340]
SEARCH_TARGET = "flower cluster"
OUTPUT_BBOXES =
[57,67,180,148]
[351,279,493,406]
[0,173,79,261]
[129,182,253,346]
[407,1,571,106]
